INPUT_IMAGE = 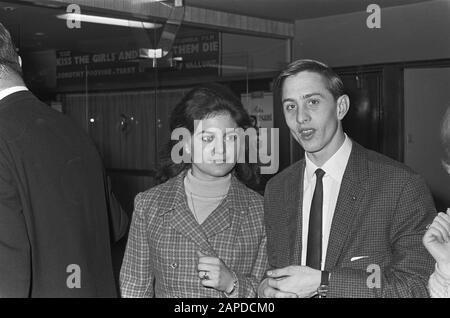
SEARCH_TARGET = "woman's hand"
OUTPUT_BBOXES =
[197,251,236,293]
[423,209,450,276]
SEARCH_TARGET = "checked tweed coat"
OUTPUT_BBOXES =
[264,141,436,298]
[120,170,268,298]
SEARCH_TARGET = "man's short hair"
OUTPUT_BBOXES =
[442,106,450,173]
[274,59,344,100]
[0,23,22,77]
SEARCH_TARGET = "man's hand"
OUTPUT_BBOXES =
[265,265,321,298]
[257,277,297,298]
[423,209,450,276]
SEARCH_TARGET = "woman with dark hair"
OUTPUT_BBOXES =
[120,83,268,298]
[423,106,450,298]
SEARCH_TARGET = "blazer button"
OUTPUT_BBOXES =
[170,262,178,269]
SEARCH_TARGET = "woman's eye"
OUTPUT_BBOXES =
[201,135,214,143]
[225,134,238,142]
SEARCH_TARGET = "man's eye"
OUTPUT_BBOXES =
[201,135,214,142]
[308,99,320,106]
[285,104,296,111]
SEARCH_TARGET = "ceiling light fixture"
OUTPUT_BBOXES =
[57,13,162,29]
[144,0,183,7]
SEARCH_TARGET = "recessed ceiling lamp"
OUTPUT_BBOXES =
[57,13,162,29]
[3,6,16,12]
[144,0,183,7]
[30,1,62,8]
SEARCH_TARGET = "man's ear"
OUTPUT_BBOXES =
[336,94,350,120]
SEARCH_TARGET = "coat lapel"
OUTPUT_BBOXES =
[324,142,368,270]
[201,175,245,243]
[200,201,231,240]
[158,171,216,256]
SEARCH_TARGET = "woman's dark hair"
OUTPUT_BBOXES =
[157,82,260,188]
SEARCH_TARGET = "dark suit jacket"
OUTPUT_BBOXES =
[0,91,128,297]
[264,141,436,297]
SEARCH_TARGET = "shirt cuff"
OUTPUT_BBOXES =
[223,271,239,298]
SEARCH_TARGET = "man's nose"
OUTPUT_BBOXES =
[296,106,310,124]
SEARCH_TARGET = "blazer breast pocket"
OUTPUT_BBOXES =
[344,251,391,271]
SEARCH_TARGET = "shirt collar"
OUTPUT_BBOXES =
[304,134,353,184]
[0,86,28,101]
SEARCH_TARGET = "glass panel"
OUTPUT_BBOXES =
[0,0,288,210]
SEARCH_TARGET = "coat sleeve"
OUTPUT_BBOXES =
[0,151,30,297]
[119,193,154,298]
[227,234,268,298]
[327,174,436,298]
[227,195,269,298]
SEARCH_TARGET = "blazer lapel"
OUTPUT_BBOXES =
[289,160,305,265]
[324,142,368,270]
[274,160,305,266]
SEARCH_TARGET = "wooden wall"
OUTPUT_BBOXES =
[62,88,190,216]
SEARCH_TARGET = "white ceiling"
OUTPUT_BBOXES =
[186,0,434,21]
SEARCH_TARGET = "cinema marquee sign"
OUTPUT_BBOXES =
[56,30,221,87]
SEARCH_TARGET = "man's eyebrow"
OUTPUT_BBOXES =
[281,97,296,104]
[282,93,324,103]
[302,93,324,99]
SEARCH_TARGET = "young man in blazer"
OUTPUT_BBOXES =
[258,59,436,298]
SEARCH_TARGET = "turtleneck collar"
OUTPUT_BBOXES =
[184,169,231,198]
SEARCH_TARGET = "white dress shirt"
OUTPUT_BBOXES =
[301,134,353,270]
[0,86,28,101]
